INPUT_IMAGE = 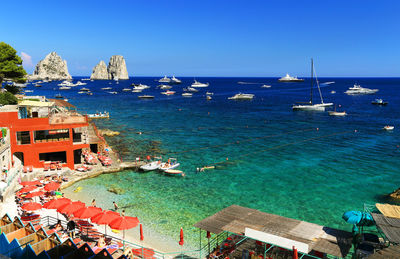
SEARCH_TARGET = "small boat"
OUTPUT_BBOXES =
[261,84,271,88]
[140,161,161,171]
[321,81,335,85]
[164,169,184,176]
[133,84,150,90]
[34,84,42,87]
[184,87,198,92]
[206,96,212,100]
[228,93,254,100]
[383,125,394,131]
[345,84,378,95]
[132,89,143,93]
[328,105,347,116]
[159,76,171,83]
[170,76,182,84]
[86,92,93,95]
[158,84,172,90]
[25,90,34,93]
[108,91,118,94]
[159,158,180,171]
[80,88,90,91]
[78,91,85,94]
[161,90,175,95]
[122,88,131,92]
[59,86,71,90]
[278,73,304,82]
[101,87,112,90]
[182,93,192,97]
[191,80,209,87]
[55,93,64,99]
[138,95,154,99]
[74,81,87,86]
[331,90,336,94]
[206,92,214,95]
[371,99,388,105]
[88,112,109,119]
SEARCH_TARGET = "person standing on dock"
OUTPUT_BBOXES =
[113,201,119,211]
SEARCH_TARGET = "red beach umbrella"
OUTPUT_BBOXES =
[17,186,37,195]
[20,180,42,186]
[91,210,120,235]
[140,223,144,241]
[24,191,45,198]
[109,216,140,239]
[293,246,298,259]
[22,202,42,211]
[43,198,71,209]
[44,182,61,192]
[179,227,184,246]
[73,206,102,219]
[57,201,85,215]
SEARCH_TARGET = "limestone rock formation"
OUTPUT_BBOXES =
[107,55,129,80]
[29,52,72,80]
[90,60,108,80]
[99,129,120,137]
[389,188,400,200]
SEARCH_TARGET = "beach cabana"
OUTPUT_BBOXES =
[194,205,353,258]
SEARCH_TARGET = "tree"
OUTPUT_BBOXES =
[4,84,20,94]
[0,92,18,105]
[0,42,27,85]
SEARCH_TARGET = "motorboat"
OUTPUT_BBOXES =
[228,93,254,100]
[122,88,131,92]
[58,80,75,87]
[383,125,394,131]
[278,73,304,82]
[206,96,212,100]
[164,169,184,176]
[138,95,154,99]
[261,84,271,88]
[170,76,182,84]
[331,90,336,94]
[59,86,71,90]
[101,87,112,90]
[75,81,87,86]
[184,87,198,92]
[86,92,93,95]
[161,90,175,95]
[321,81,335,85]
[371,99,388,105]
[140,161,161,171]
[292,59,333,111]
[328,105,347,116]
[55,93,64,99]
[80,88,90,91]
[345,84,378,95]
[34,84,42,87]
[88,112,109,119]
[158,84,172,90]
[182,93,193,97]
[159,158,180,171]
[206,92,214,95]
[24,90,33,93]
[191,80,209,87]
[108,91,118,94]
[133,84,150,90]
[158,76,171,83]
[78,91,85,94]
[132,89,143,93]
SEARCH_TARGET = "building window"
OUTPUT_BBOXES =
[34,129,69,143]
[39,151,67,163]
[16,131,31,145]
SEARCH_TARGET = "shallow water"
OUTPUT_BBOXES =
[29,77,400,249]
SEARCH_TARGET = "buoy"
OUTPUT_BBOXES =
[226,157,229,161]
[316,128,319,131]
[355,130,358,133]
[146,155,151,160]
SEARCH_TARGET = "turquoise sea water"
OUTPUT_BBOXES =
[28,77,400,249]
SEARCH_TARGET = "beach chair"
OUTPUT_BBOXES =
[23,166,28,173]
[29,165,33,172]
[50,163,57,171]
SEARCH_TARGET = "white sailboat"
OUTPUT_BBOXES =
[292,59,333,111]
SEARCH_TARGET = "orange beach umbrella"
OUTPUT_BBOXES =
[24,191,45,198]
[21,202,42,211]
[73,206,102,219]
[44,182,61,192]
[108,216,139,239]
[20,180,42,186]
[17,186,37,195]
[43,198,71,209]
[91,210,120,234]
[57,201,85,215]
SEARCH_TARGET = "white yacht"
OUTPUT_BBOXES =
[182,93,193,97]
[133,84,150,90]
[159,76,171,83]
[292,59,333,111]
[191,80,209,87]
[58,80,75,87]
[59,86,71,90]
[278,73,304,82]
[344,84,378,95]
[101,87,112,90]
[122,88,131,92]
[170,76,182,84]
[140,161,161,171]
[228,93,254,100]
[75,81,87,86]
[261,84,271,88]
[158,84,172,90]
[184,87,198,92]
[161,90,175,95]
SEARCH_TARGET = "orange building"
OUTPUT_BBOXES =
[0,100,89,169]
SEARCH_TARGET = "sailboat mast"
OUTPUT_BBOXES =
[310,58,313,105]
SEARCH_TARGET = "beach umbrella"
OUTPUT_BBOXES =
[293,246,298,259]
[44,182,61,192]
[21,202,42,211]
[57,201,85,215]
[140,224,144,241]
[17,186,37,195]
[25,191,45,198]
[108,216,140,239]
[43,198,71,209]
[179,227,184,246]
[73,206,102,219]
[91,210,120,235]
[20,180,41,186]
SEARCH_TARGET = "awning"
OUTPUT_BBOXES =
[194,205,352,257]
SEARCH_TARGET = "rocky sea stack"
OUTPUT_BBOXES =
[90,55,129,80]
[29,52,72,80]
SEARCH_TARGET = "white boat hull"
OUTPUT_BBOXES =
[159,162,180,171]
[140,161,161,171]
[292,103,333,111]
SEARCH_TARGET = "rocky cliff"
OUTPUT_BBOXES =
[90,60,108,80]
[29,52,72,80]
[107,55,129,80]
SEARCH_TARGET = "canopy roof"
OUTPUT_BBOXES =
[48,99,76,108]
[194,205,352,258]
[19,100,54,107]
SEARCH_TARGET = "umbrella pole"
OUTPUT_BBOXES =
[123,229,125,250]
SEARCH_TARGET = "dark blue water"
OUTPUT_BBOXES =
[25,77,400,247]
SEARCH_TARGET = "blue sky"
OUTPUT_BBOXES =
[1,0,399,77]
